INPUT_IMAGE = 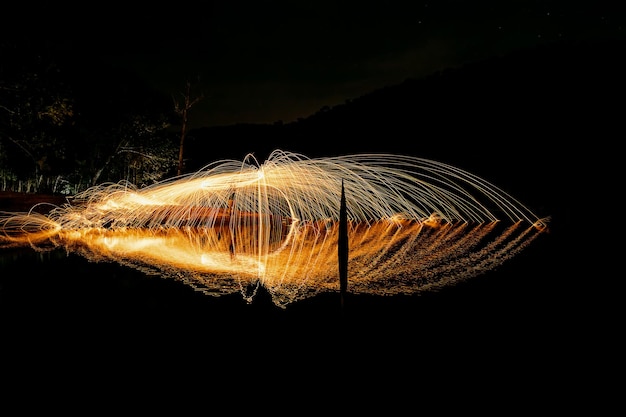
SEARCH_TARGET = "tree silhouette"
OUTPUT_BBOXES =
[173,79,204,176]
[0,41,177,194]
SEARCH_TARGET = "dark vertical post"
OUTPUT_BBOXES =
[228,187,236,259]
[338,179,349,309]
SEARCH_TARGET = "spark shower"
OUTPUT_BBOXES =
[0,150,549,308]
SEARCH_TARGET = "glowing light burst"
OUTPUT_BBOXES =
[0,150,549,307]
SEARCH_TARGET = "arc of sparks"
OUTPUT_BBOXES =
[0,150,549,307]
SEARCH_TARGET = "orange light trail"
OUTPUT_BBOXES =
[0,150,549,307]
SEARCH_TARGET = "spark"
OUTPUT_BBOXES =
[0,150,549,308]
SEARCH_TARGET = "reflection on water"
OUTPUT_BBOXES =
[1,219,546,309]
[0,231,571,401]
[0,230,558,341]
[0,245,267,327]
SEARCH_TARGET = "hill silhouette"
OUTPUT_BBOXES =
[189,39,623,153]
[186,39,623,229]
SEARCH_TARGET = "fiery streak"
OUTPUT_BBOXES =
[0,150,549,307]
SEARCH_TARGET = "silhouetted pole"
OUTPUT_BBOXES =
[227,187,236,258]
[338,179,349,310]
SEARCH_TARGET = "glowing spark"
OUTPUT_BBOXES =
[0,150,549,307]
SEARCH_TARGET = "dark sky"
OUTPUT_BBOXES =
[11,1,626,129]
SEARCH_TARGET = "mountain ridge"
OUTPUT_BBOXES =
[188,38,624,161]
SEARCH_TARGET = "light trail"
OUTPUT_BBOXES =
[0,150,549,307]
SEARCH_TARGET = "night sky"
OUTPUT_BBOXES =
[10,1,625,129]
